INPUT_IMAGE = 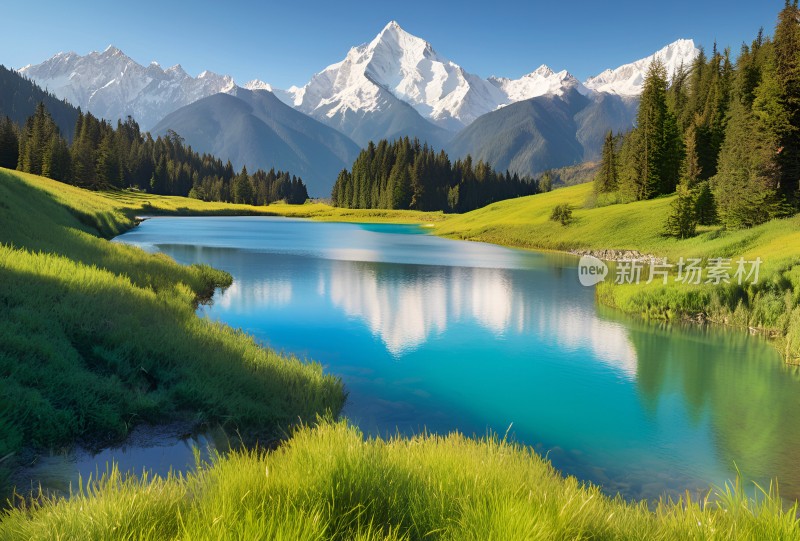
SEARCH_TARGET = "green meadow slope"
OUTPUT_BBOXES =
[0,168,345,488]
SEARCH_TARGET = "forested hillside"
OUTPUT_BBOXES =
[0,98,309,205]
[594,2,800,236]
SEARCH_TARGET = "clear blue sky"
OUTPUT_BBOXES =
[3,0,784,88]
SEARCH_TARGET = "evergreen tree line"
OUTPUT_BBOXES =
[331,137,537,212]
[594,1,800,236]
[0,103,308,205]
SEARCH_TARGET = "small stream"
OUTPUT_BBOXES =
[10,423,233,498]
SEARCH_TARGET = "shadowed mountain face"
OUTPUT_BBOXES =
[448,90,638,176]
[0,65,80,140]
[151,88,361,197]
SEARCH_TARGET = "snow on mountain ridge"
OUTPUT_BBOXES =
[19,30,700,144]
[584,39,699,96]
[489,64,589,102]
[288,23,693,134]
[20,46,237,130]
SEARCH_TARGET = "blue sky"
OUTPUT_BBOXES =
[3,1,783,88]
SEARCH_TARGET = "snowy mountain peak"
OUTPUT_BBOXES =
[379,20,404,36]
[166,64,188,77]
[369,20,434,58]
[489,64,587,102]
[528,64,555,78]
[291,20,506,131]
[244,79,274,91]
[584,39,699,96]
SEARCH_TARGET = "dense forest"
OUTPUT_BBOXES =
[595,1,800,237]
[331,137,537,212]
[0,74,309,205]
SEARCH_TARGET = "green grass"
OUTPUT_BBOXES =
[434,182,800,262]
[0,168,345,490]
[2,421,799,540]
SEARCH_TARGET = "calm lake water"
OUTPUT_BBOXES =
[88,216,800,501]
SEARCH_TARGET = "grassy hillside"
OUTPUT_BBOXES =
[435,183,800,360]
[0,168,345,489]
[435,182,800,261]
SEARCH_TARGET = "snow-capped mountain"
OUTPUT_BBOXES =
[19,46,236,130]
[489,65,589,102]
[17,28,701,182]
[285,23,698,143]
[584,39,699,96]
[289,21,508,133]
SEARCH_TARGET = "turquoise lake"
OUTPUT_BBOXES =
[114,216,800,502]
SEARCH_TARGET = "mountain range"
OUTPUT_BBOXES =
[17,24,699,195]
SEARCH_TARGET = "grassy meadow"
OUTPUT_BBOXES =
[3,167,800,538]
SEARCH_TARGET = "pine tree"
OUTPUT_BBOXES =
[95,132,118,186]
[773,0,800,201]
[681,124,702,187]
[594,130,618,193]
[664,182,698,238]
[0,116,19,169]
[618,59,683,200]
[694,181,718,225]
[232,166,253,204]
[713,99,788,228]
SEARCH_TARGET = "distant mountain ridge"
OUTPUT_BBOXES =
[447,89,639,176]
[584,39,699,96]
[20,46,235,130]
[20,27,699,137]
[18,26,700,182]
[281,22,698,145]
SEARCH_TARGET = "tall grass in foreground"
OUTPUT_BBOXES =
[2,421,798,540]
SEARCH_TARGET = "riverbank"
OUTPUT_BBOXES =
[432,183,800,361]
[7,165,799,361]
[2,168,800,537]
[0,168,345,492]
